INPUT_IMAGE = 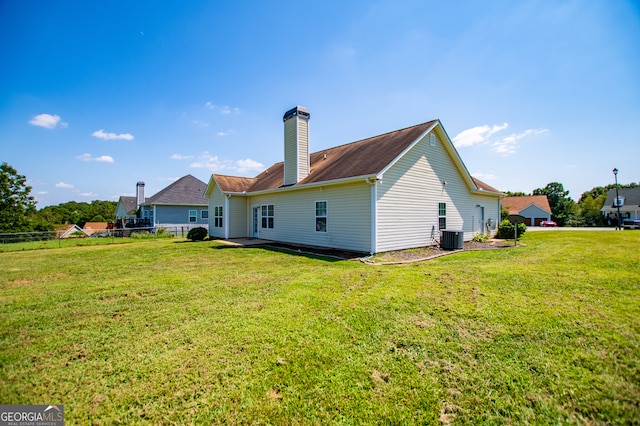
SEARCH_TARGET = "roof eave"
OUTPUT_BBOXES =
[242,174,379,196]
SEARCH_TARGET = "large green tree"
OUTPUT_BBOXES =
[533,182,576,226]
[0,163,37,232]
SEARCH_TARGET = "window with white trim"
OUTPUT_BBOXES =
[614,196,625,207]
[315,201,327,232]
[261,204,274,229]
[189,210,197,223]
[201,210,209,219]
[213,206,222,228]
[438,203,446,230]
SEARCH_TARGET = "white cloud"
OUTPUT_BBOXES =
[37,191,48,195]
[92,129,134,141]
[79,192,98,197]
[29,113,67,129]
[189,153,225,170]
[188,152,264,174]
[491,129,548,156]
[171,154,194,160]
[216,129,236,137]
[205,102,240,115]
[55,182,74,189]
[76,153,115,163]
[453,123,508,147]
[235,158,265,173]
[453,123,548,156]
[471,171,497,181]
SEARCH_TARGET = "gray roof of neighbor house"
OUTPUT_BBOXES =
[602,188,640,211]
[118,196,140,215]
[144,174,207,206]
[212,120,500,194]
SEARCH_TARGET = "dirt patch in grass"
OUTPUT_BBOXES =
[261,239,517,263]
[369,239,517,264]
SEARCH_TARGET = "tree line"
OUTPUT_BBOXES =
[1,162,116,233]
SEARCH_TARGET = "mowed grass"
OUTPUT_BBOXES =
[0,232,638,424]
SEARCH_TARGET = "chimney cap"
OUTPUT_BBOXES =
[137,181,145,186]
[283,106,310,122]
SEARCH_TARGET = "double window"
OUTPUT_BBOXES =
[201,210,209,219]
[315,201,327,232]
[213,206,223,228]
[438,203,446,230]
[189,210,197,223]
[261,205,274,229]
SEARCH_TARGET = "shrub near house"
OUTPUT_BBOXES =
[187,227,208,241]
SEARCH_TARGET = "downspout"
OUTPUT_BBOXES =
[153,205,157,228]
[366,177,378,255]
[225,194,231,240]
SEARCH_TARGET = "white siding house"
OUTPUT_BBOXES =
[205,106,502,254]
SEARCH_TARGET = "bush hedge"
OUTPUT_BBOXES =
[186,227,208,241]
[496,219,527,240]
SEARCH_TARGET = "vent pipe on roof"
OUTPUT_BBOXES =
[283,106,310,186]
[136,181,145,209]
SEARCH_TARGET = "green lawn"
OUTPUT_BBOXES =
[1,231,638,424]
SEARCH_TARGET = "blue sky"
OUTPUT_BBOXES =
[1,0,638,207]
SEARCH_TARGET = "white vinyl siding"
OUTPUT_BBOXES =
[376,130,495,252]
[227,196,247,238]
[207,185,227,238]
[246,182,370,252]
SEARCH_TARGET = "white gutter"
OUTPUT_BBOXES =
[230,173,380,197]
[224,194,230,239]
[367,177,378,254]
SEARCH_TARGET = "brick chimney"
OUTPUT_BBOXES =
[136,181,145,209]
[283,106,310,186]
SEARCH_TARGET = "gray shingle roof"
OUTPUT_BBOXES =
[118,196,139,215]
[145,175,207,205]
[603,188,640,210]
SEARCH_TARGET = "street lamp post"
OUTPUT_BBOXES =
[613,168,621,231]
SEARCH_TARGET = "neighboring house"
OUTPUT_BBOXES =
[55,224,87,239]
[115,181,147,221]
[82,222,109,236]
[138,175,208,230]
[115,176,209,230]
[601,188,640,224]
[205,106,502,254]
[501,195,552,226]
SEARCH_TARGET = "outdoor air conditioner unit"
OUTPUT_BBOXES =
[440,230,464,250]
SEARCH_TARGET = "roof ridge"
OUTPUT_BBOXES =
[311,120,438,154]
